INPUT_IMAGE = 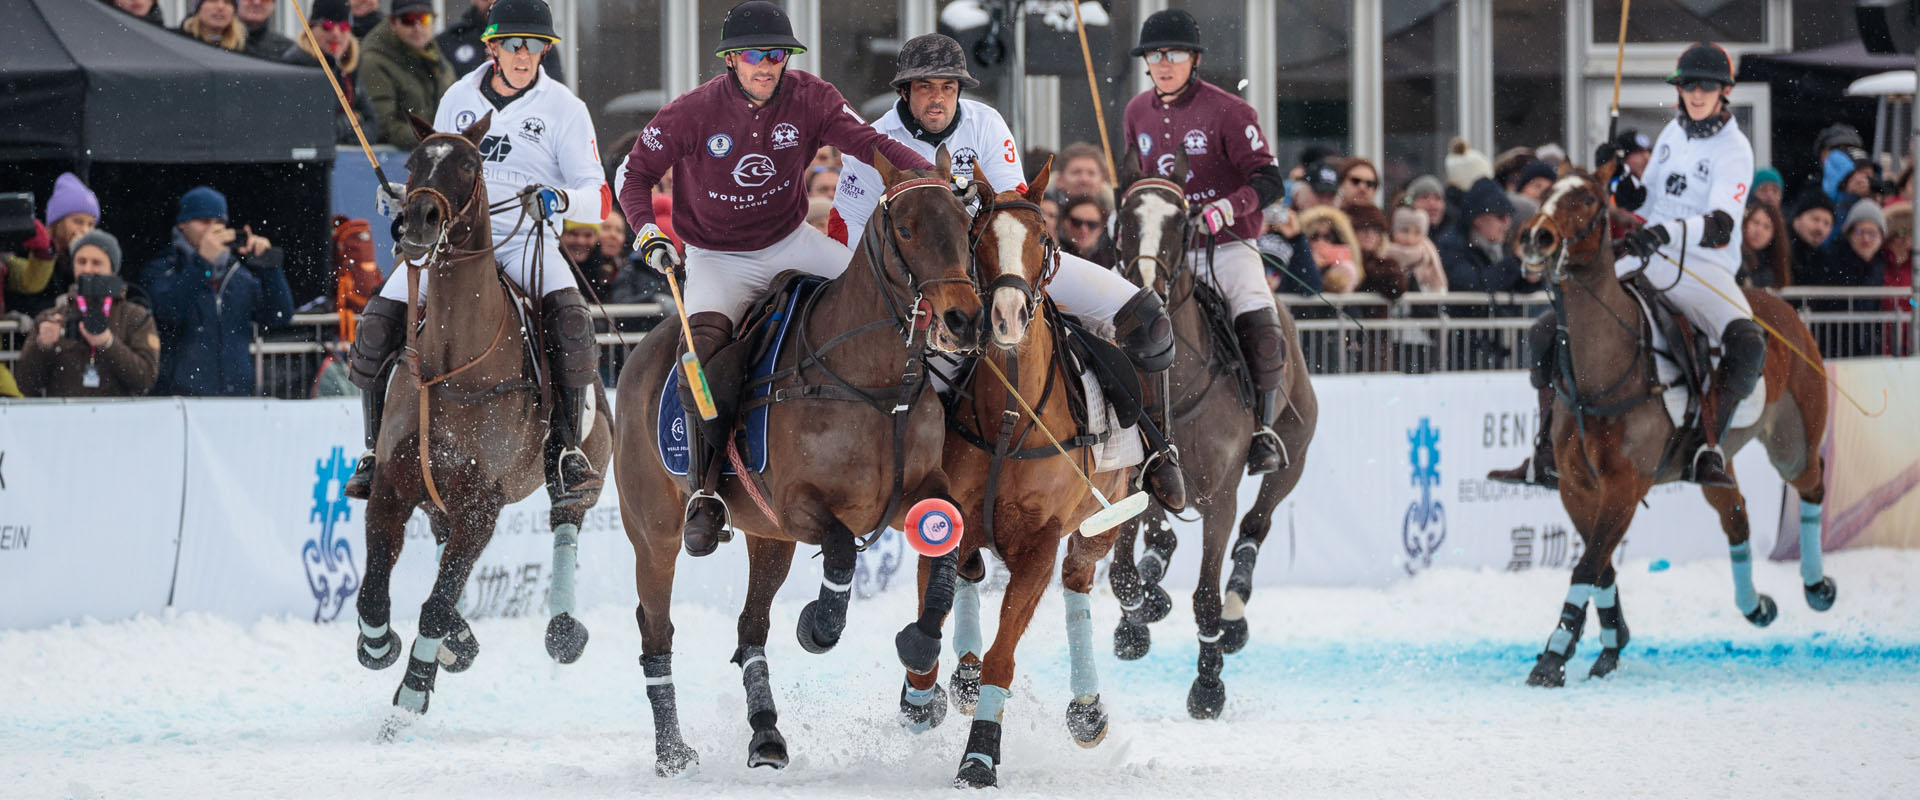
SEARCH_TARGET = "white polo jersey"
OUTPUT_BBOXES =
[1633,116,1753,273]
[433,64,610,229]
[833,98,1025,245]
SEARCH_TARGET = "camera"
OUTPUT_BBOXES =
[73,273,125,336]
[0,192,36,239]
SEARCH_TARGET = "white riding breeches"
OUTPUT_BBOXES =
[1046,252,1140,339]
[1188,239,1278,318]
[683,222,853,324]
[1614,252,1751,344]
[378,217,580,302]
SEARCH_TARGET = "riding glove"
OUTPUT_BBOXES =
[1198,199,1235,235]
[522,186,566,221]
[374,181,406,219]
[1619,223,1670,260]
[637,223,680,274]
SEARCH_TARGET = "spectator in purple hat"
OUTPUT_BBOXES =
[5,173,101,317]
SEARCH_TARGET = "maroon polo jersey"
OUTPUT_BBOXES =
[618,70,934,252]
[1122,79,1276,241]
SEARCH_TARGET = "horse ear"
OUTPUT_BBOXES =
[1169,148,1191,185]
[974,172,998,198]
[1118,141,1145,189]
[935,145,953,179]
[1026,155,1053,201]
[460,111,493,144]
[873,148,900,188]
[1592,156,1618,192]
[409,113,436,143]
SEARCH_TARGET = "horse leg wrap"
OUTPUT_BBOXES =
[952,577,983,661]
[1225,536,1260,608]
[956,716,1004,787]
[1728,542,1759,615]
[393,633,443,713]
[1799,500,1826,587]
[898,551,957,675]
[549,525,579,617]
[899,676,948,734]
[1592,582,1627,650]
[1064,591,1099,699]
[1545,584,1593,657]
[732,645,778,732]
[641,654,698,774]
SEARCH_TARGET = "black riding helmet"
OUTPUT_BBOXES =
[1667,42,1734,87]
[714,0,808,56]
[1130,9,1206,57]
[484,0,559,41]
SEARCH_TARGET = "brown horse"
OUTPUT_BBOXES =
[354,113,614,726]
[611,152,983,776]
[1512,166,1834,687]
[895,165,1142,789]
[1104,149,1318,719]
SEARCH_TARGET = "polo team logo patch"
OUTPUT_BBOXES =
[1137,132,1153,155]
[771,122,800,149]
[732,153,776,187]
[707,133,734,157]
[455,110,478,130]
[1183,129,1208,154]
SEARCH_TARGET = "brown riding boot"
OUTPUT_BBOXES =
[1690,320,1765,489]
[1137,376,1189,512]
[1488,387,1558,489]
[343,296,407,500]
[681,311,735,558]
[1233,308,1288,476]
[1113,288,1186,510]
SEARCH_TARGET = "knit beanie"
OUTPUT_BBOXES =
[1405,174,1445,201]
[310,0,351,22]
[177,186,229,224]
[1392,206,1429,237]
[1753,166,1783,191]
[69,230,124,274]
[1843,198,1887,236]
[1444,137,1493,191]
[46,172,101,226]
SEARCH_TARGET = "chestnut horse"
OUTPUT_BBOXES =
[355,113,614,727]
[1105,148,1318,718]
[612,153,983,776]
[1513,166,1835,687]
[896,165,1141,789]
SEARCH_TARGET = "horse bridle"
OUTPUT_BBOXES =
[1117,177,1193,300]
[963,182,1059,324]
[860,175,981,344]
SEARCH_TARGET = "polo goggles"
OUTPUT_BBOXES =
[733,48,791,66]
[1143,49,1193,65]
[495,36,553,55]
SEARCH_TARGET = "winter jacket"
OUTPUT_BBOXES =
[359,21,454,149]
[140,232,294,396]
[1434,219,1533,316]
[14,289,160,398]
[282,38,379,145]
[242,22,295,61]
[3,250,56,316]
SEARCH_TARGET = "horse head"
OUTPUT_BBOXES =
[972,156,1055,350]
[870,146,983,353]
[1114,142,1192,297]
[396,112,492,262]
[1516,161,1617,284]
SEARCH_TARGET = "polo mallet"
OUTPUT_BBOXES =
[1603,0,1630,193]
[287,0,396,190]
[1071,0,1118,182]
[977,356,1151,536]
[661,265,718,420]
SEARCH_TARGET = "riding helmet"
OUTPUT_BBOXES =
[1667,42,1734,87]
[483,0,559,42]
[891,33,979,90]
[714,0,808,56]
[1130,9,1206,57]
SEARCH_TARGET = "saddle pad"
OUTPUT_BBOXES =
[656,287,809,476]
[1079,366,1144,474]
[1624,288,1766,431]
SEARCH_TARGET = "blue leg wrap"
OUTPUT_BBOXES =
[974,683,1010,724]
[549,524,579,617]
[1547,584,1594,656]
[953,578,983,661]
[394,634,443,713]
[1063,590,1098,699]
[902,679,939,706]
[1592,583,1620,649]
[1729,542,1758,614]
[1798,500,1825,587]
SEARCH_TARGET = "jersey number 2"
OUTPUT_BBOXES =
[1244,125,1265,152]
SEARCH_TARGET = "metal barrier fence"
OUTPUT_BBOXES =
[2,288,1913,397]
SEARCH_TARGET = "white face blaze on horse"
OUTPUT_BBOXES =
[989,212,1034,347]
[1131,191,1181,287]
[1520,174,1597,271]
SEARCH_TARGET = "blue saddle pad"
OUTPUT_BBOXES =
[657,281,817,475]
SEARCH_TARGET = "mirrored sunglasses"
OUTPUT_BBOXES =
[315,19,351,33]
[736,48,791,65]
[1143,49,1193,65]
[396,12,432,27]
[498,37,551,55]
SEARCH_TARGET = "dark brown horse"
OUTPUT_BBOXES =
[1104,149,1318,719]
[612,152,983,776]
[354,114,614,727]
[1513,166,1834,687]
[896,165,1143,789]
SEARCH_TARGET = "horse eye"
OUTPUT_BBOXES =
[896,224,914,240]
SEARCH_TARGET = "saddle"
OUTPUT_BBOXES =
[1618,274,1764,435]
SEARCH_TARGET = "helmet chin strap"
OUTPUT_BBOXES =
[1677,89,1732,139]
[1150,54,1200,104]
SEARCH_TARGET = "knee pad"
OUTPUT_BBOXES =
[685,311,734,363]
[348,295,408,391]
[542,288,599,388]
[1232,308,1286,391]
[1719,319,1766,398]
[1526,312,1558,390]
[1115,288,1175,373]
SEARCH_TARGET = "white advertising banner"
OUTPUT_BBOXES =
[0,400,187,629]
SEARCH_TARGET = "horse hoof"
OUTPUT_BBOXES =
[900,681,948,733]
[746,728,788,769]
[1186,676,1226,720]
[895,623,942,675]
[795,601,840,655]
[1066,696,1108,747]
[950,661,981,715]
[437,619,480,673]
[1527,651,1568,688]
[1136,583,1172,624]
[953,757,997,789]
[654,741,699,777]
[1805,578,1837,612]
[1218,618,1250,654]
[358,629,402,671]
[1137,552,1169,587]
[1114,621,1151,661]
[1745,594,1778,628]
[545,613,589,665]
[1588,648,1622,680]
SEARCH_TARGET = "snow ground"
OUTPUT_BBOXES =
[3,551,1916,799]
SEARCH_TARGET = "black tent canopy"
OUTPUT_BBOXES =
[0,0,334,164]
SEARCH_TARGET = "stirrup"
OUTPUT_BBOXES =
[1248,426,1288,468]
[343,449,377,499]
[1690,445,1735,487]
[553,446,603,494]
[684,489,732,529]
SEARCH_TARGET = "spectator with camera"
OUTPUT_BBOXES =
[361,0,455,149]
[6,173,103,317]
[15,231,160,398]
[180,0,249,53]
[282,0,378,145]
[140,186,294,396]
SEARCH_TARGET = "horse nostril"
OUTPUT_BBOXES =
[942,309,973,340]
